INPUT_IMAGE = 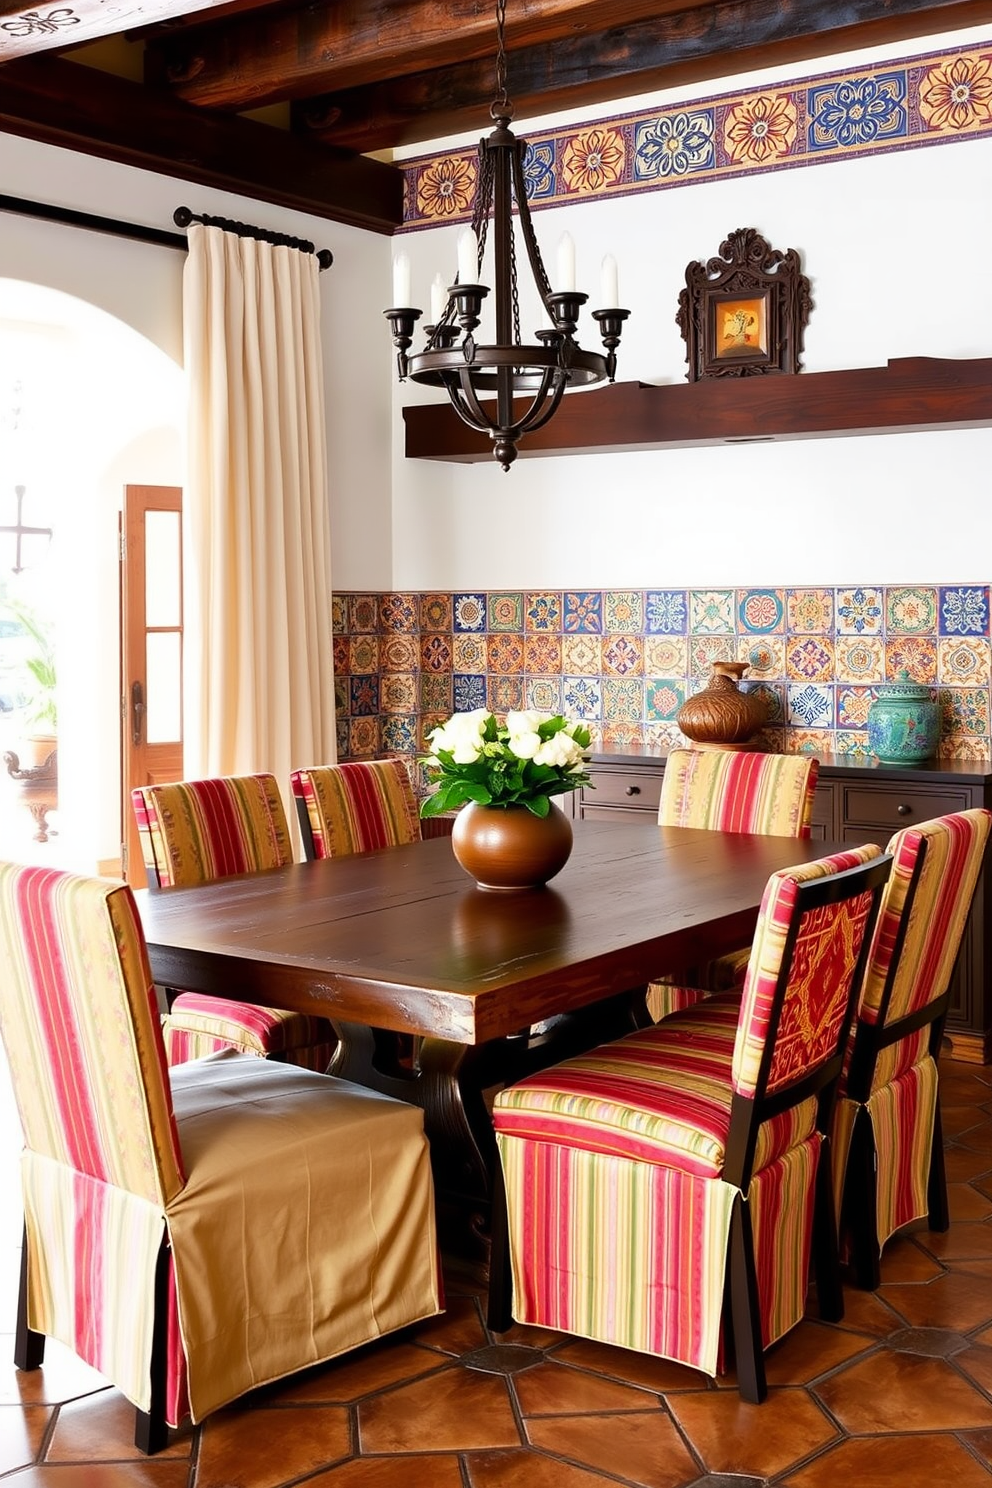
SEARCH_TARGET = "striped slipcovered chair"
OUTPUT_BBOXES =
[647,748,820,1020]
[132,774,336,1069]
[290,758,422,859]
[490,843,890,1402]
[832,808,992,1290]
[0,862,442,1453]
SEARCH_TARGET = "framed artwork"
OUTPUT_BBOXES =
[677,228,812,381]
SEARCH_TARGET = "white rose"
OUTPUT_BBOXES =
[451,740,483,764]
[535,733,582,768]
[506,709,550,736]
[508,729,541,760]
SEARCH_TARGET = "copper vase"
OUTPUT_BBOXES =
[451,802,573,891]
[676,661,766,749]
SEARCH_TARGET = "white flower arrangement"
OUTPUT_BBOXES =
[421,709,592,818]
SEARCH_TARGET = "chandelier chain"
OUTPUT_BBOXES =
[492,0,511,119]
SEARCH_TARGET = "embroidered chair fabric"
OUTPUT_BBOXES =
[490,843,890,1402]
[131,774,336,1068]
[0,862,442,1452]
[290,758,422,860]
[647,748,820,1021]
[831,808,991,1289]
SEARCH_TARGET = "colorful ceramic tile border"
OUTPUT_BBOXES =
[399,40,992,230]
[332,584,992,773]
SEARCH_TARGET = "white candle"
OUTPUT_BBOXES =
[556,232,576,293]
[457,228,478,284]
[430,272,448,323]
[392,251,411,308]
[600,253,619,309]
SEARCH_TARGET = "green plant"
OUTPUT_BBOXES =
[421,709,592,818]
[1,597,56,731]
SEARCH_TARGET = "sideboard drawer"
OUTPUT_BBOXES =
[582,767,663,814]
[843,784,972,831]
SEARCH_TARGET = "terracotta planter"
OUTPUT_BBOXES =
[676,661,766,749]
[451,801,573,891]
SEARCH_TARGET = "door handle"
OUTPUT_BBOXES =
[131,680,145,745]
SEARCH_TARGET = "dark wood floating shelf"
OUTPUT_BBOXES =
[403,355,992,462]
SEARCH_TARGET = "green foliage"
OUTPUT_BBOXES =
[1,596,56,731]
[421,710,592,818]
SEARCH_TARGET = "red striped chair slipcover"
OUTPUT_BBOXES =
[289,758,421,859]
[831,807,992,1289]
[0,862,442,1451]
[490,843,890,1402]
[131,774,336,1068]
[647,748,820,1020]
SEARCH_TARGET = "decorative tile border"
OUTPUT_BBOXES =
[334,583,992,774]
[399,41,992,230]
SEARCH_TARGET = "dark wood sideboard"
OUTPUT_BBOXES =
[563,749,992,1063]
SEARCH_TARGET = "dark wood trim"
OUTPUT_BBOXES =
[402,356,992,462]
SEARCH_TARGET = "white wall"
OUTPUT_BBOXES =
[389,26,992,591]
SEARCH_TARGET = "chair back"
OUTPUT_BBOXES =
[660,748,819,838]
[290,759,421,860]
[0,862,185,1206]
[132,774,293,888]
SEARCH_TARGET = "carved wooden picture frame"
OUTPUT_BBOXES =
[677,228,812,381]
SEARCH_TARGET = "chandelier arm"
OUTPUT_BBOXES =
[510,144,556,321]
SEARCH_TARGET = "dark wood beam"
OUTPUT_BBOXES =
[147,0,700,110]
[402,359,992,462]
[297,0,992,153]
[0,0,278,62]
[0,54,403,233]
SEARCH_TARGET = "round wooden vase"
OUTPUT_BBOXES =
[676,661,767,749]
[451,801,573,891]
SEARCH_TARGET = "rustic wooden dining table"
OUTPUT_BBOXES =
[137,818,841,1252]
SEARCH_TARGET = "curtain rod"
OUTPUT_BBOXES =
[173,207,333,269]
[0,193,188,251]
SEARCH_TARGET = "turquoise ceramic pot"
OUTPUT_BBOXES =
[867,672,939,764]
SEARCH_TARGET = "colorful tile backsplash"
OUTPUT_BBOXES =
[332,585,992,780]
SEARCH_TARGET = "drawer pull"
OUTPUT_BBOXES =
[897,803,911,816]
[625,785,641,797]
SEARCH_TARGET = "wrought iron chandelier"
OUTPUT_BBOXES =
[384,0,629,471]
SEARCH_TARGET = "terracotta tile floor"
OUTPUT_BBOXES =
[3,1058,992,1486]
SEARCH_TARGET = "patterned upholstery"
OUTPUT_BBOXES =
[131,775,336,1068]
[289,759,421,860]
[492,843,888,1401]
[647,748,820,1019]
[0,861,442,1451]
[831,808,992,1287]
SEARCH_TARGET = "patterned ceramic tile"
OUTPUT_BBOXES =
[349,635,379,674]
[488,675,524,713]
[335,716,350,756]
[737,589,785,634]
[689,590,734,634]
[333,676,349,715]
[331,594,349,634]
[381,715,418,753]
[602,635,644,676]
[487,592,524,631]
[788,683,834,728]
[789,728,834,755]
[938,637,991,686]
[739,637,785,678]
[837,685,875,729]
[836,586,883,635]
[453,634,488,672]
[526,677,563,712]
[421,634,453,673]
[348,716,379,756]
[454,674,488,710]
[943,737,991,760]
[603,677,642,722]
[786,637,835,682]
[748,681,785,725]
[488,634,525,674]
[886,586,939,634]
[787,588,834,634]
[453,593,487,632]
[419,712,446,748]
[645,679,685,721]
[690,636,736,676]
[562,676,603,720]
[753,723,787,752]
[835,635,885,683]
[380,593,419,632]
[382,634,419,670]
[644,721,686,751]
[348,594,379,633]
[835,730,873,756]
[525,634,562,673]
[381,673,418,714]
[562,634,602,674]
[645,590,688,634]
[602,721,643,748]
[526,592,563,631]
[644,636,688,676]
[940,586,990,636]
[604,591,644,632]
[333,636,351,676]
[420,594,453,631]
[563,592,603,632]
[885,637,938,681]
[420,673,452,711]
[940,688,990,739]
[349,675,380,715]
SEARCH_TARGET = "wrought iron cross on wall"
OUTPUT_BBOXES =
[1,485,52,573]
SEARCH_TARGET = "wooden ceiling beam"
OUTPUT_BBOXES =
[295,0,992,153]
[0,0,279,62]
[0,55,403,233]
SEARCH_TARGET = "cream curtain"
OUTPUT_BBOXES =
[181,223,336,792]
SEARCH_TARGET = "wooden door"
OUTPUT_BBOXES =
[120,485,183,886]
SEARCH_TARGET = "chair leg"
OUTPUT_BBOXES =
[926,1098,950,1234]
[811,1140,844,1323]
[14,1229,44,1371]
[485,1153,514,1334]
[843,1106,881,1292]
[727,1197,766,1404]
[134,1240,172,1455]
